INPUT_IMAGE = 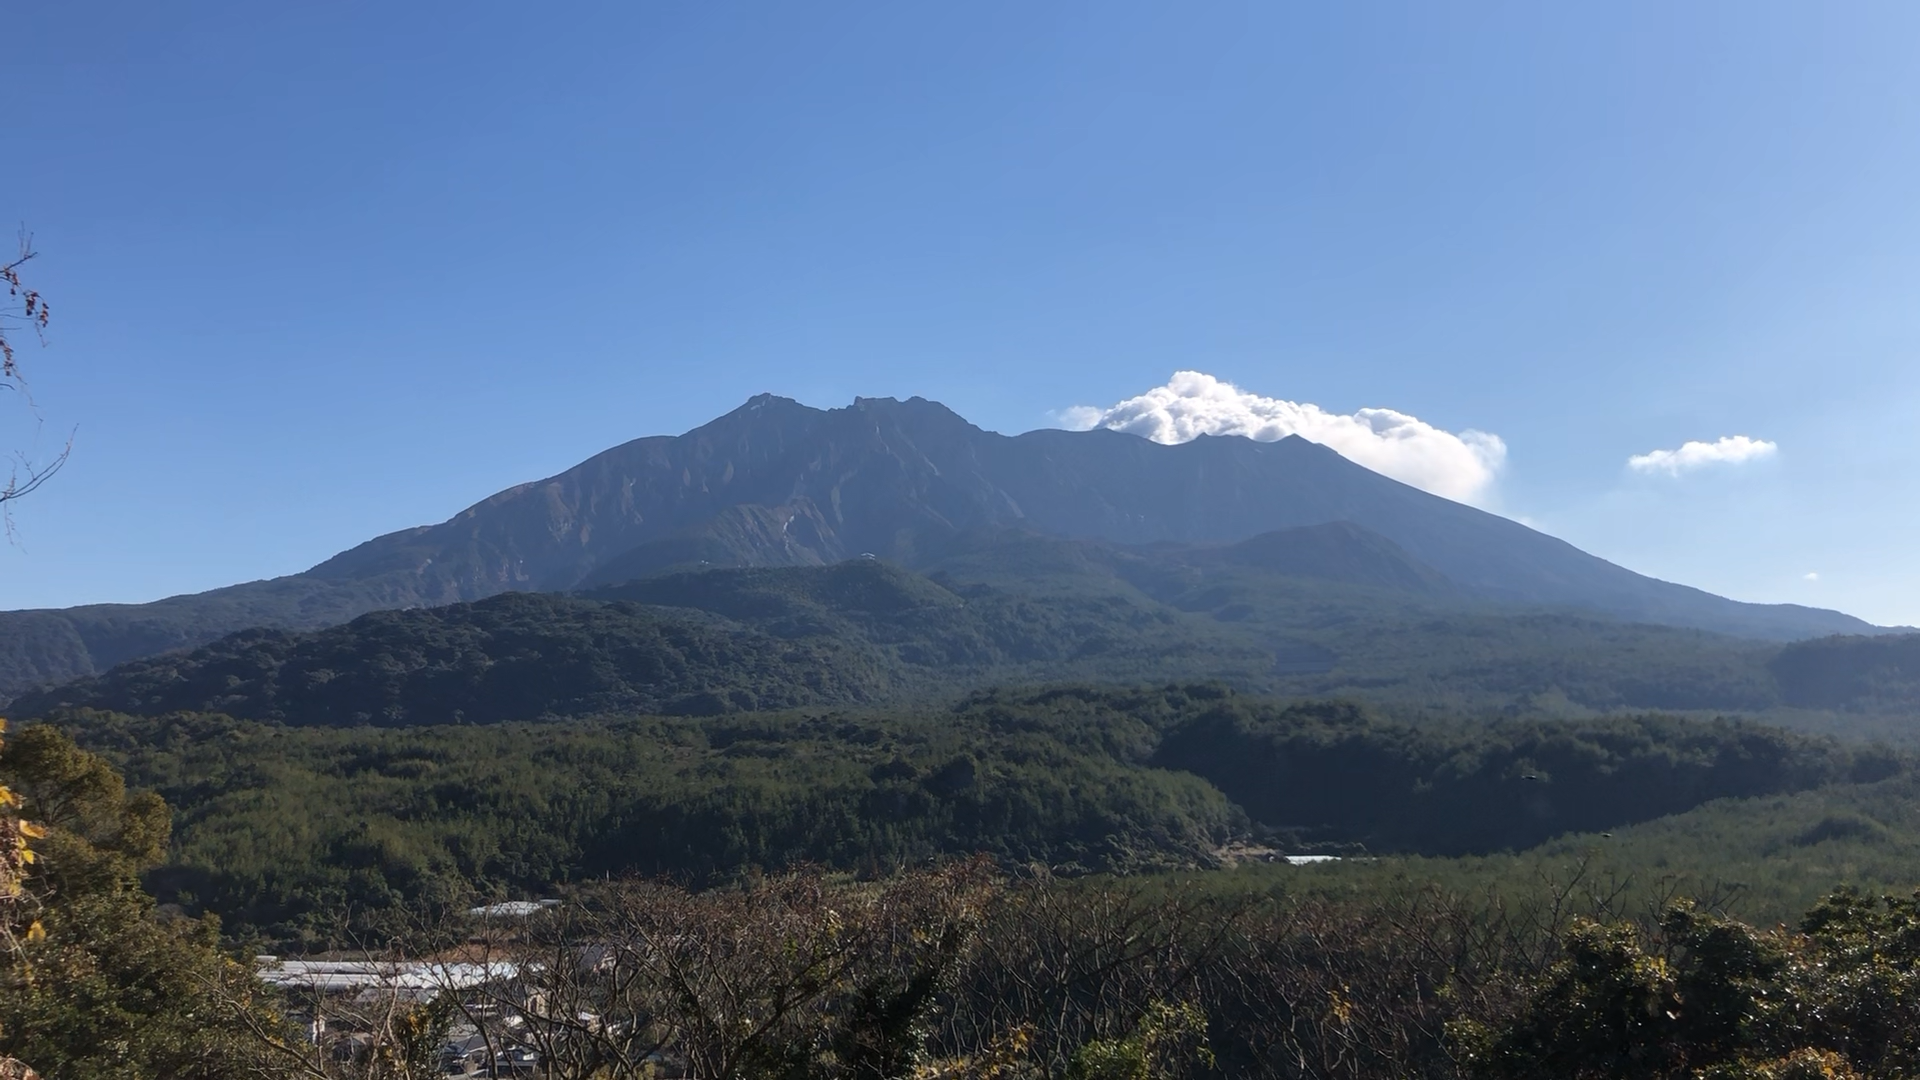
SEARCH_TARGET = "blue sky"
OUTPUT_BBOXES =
[7,2,1920,625]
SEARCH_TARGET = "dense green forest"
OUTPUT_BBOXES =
[17,715,1920,1080]
[0,568,458,696]
[29,685,1900,947]
[11,564,1269,724]
[1771,632,1920,710]
[9,550,1920,1076]
[1207,766,1920,932]
[9,563,1920,1077]
[16,557,1920,737]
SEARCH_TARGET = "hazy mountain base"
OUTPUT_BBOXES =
[17,555,1920,742]
[0,572,448,700]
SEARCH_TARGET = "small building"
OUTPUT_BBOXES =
[466,899,561,919]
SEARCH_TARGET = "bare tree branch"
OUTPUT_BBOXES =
[0,229,65,535]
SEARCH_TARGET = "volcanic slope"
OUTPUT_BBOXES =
[0,394,1884,697]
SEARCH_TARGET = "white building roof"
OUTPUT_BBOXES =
[467,899,561,918]
[257,959,520,993]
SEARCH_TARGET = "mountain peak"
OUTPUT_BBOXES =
[717,392,816,422]
[0,390,1887,699]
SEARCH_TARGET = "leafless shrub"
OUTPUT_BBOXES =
[218,856,1731,1080]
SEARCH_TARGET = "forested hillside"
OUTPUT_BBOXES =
[10,564,1265,724]
[1772,633,1920,710]
[14,708,1920,1080]
[19,556,1920,734]
[36,685,1893,946]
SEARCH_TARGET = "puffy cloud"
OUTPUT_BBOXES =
[1058,371,1506,505]
[1804,572,1820,582]
[1627,435,1778,476]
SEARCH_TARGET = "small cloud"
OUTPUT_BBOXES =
[1803,572,1820,582]
[1048,405,1105,431]
[1628,435,1777,476]
[1057,371,1506,505]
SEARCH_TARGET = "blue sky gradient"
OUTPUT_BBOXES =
[8,2,1919,624]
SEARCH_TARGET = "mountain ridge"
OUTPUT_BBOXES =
[0,393,1888,699]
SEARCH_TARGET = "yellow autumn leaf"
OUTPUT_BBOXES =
[24,920,45,943]
[18,821,45,839]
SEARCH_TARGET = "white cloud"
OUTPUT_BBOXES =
[1627,435,1778,476]
[1804,572,1820,582]
[1058,370,1507,505]
[1051,405,1105,431]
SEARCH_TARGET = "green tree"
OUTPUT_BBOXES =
[1456,889,1920,1080]
[1066,1000,1212,1080]
[0,720,48,951]
[0,725,269,1080]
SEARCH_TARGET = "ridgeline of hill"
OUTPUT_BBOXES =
[16,554,1920,734]
[9,562,1265,724]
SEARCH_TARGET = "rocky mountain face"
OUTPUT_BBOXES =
[0,393,1882,699]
